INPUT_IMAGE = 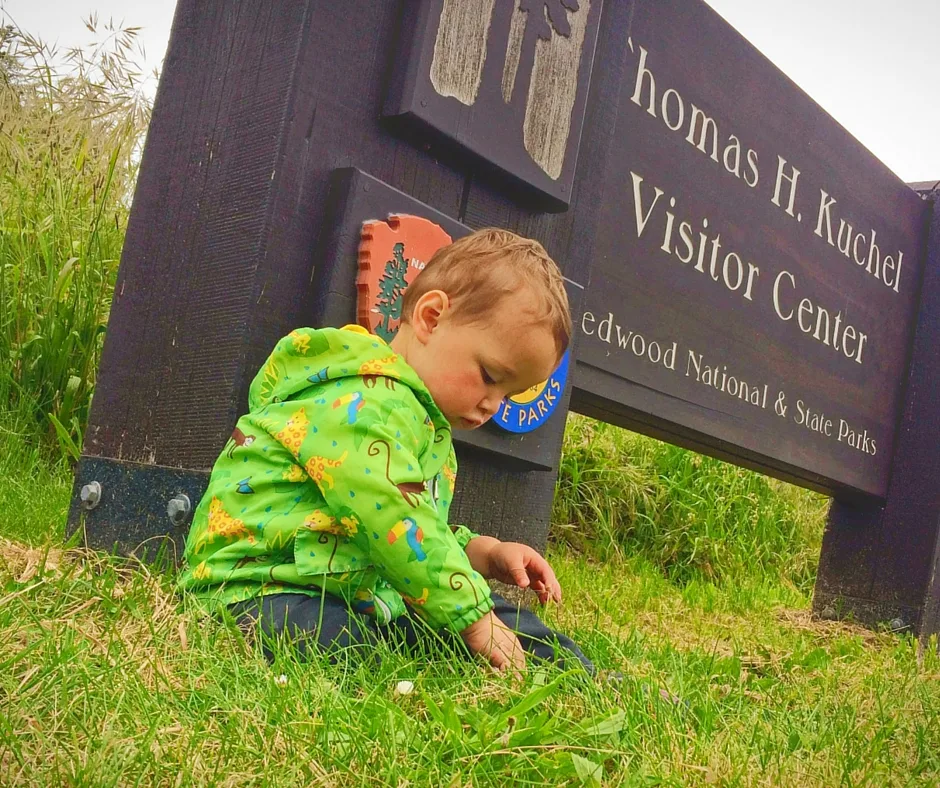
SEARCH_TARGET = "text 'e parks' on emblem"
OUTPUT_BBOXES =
[385,0,603,210]
[357,214,453,342]
[494,350,570,434]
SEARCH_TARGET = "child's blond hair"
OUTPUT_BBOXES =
[401,228,571,359]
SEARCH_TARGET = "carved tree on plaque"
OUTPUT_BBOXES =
[430,0,591,180]
[374,243,410,342]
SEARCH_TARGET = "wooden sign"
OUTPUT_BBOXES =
[571,0,932,499]
[385,0,604,210]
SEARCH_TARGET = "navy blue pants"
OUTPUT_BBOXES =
[230,592,594,674]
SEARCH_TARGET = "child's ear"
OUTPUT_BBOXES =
[412,290,450,343]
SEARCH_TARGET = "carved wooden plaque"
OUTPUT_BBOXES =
[385,0,604,210]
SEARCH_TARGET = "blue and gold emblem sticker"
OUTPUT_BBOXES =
[493,351,570,434]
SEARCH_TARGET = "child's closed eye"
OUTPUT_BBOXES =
[480,365,496,385]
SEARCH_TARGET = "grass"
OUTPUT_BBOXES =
[2,518,939,785]
[1,12,938,788]
[0,17,150,461]
[552,416,827,591]
[1,416,939,786]
[0,416,69,546]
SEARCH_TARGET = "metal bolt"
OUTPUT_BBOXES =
[80,481,102,510]
[167,494,192,527]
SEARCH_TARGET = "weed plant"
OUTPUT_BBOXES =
[0,17,150,461]
[553,415,828,591]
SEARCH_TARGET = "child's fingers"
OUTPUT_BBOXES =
[509,564,530,588]
[496,625,526,671]
[501,644,526,677]
[526,558,562,603]
[531,579,551,605]
[488,635,526,677]
[525,552,555,580]
[535,584,560,604]
[463,611,526,676]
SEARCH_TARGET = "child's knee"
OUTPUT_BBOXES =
[231,592,372,661]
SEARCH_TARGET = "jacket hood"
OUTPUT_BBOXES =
[248,325,451,436]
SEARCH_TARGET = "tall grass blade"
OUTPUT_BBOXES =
[0,17,150,462]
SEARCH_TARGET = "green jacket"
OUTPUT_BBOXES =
[178,325,493,632]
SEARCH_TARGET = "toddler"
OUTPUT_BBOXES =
[178,229,592,674]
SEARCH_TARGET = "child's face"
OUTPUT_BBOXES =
[406,291,560,430]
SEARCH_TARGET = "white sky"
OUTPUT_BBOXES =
[2,0,938,184]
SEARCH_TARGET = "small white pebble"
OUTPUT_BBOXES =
[394,680,415,696]
[274,674,288,686]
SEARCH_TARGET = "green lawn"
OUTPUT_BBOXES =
[1,423,938,787]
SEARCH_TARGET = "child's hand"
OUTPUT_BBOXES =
[487,542,562,605]
[460,610,526,675]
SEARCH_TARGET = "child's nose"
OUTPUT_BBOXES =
[479,396,501,417]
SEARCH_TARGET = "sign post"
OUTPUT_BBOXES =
[815,184,940,632]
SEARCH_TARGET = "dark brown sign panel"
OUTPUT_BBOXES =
[385,0,603,210]
[573,0,931,498]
